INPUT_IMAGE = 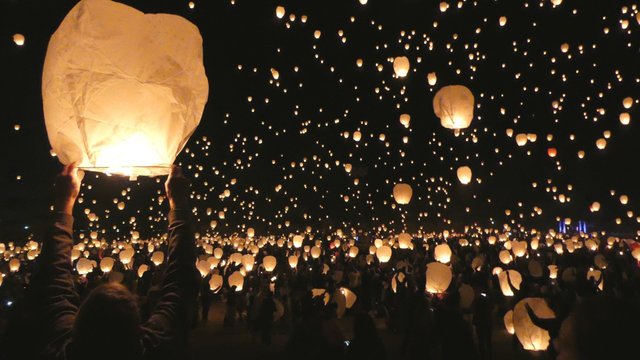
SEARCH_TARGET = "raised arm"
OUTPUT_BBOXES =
[142,166,199,350]
[30,164,84,351]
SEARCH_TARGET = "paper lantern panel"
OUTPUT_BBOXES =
[42,0,208,178]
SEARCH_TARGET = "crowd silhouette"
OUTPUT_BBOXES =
[0,165,639,360]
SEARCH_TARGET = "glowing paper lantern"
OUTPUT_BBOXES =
[499,250,513,264]
[241,254,255,271]
[9,258,21,272]
[197,260,210,277]
[498,270,522,296]
[433,85,475,129]
[456,166,472,185]
[348,246,359,258]
[151,251,164,266]
[434,243,452,263]
[399,114,411,128]
[42,0,208,178]
[512,240,528,257]
[596,138,607,150]
[275,6,285,19]
[13,34,25,46]
[339,287,357,309]
[550,0,563,5]
[393,183,413,204]
[620,112,631,125]
[137,264,149,278]
[513,298,556,351]
[393,56,410,77]
[499,16,507,26]
[288,255,299,268]
[376,245,392,263]
[504,310,515,334]
[427,72,437,86]
[119,249,134,267]
[548,265,558,279]
[398,233,411,249]
[76,258,94,275]
[515,133,528,146]
[209,274,223,293]
[100,257,115,273]
[293,234,304,248]
[228,271,244,291]
[310,246,322,259]
[425,262,452,294]
[263,255,277,272]
[547,148,557,158]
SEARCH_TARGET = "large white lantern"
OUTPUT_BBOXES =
[393,183,413,205]
[433,85,475,129]
[513,298,556,351]
[498,270,522,297]
[263,255,277,272]
[425,262,452,294]
[42,0,208,179]
[376,245,392,263]
[456,166,472,185]
[434,243,452,263]
[228,271,244,291]
[393,56,410,77]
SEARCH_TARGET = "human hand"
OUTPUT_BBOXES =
[54,163,84,215]
[165,165,190,210]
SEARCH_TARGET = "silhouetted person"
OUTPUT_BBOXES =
[436,292,477,360]
[259,291,276,345]
[554,295,640,360]
[346,311,386,360]
[200,274,213,322]
[30,164,198,360]
[473,293,493,360]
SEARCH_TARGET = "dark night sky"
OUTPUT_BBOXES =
[1,0,640,242]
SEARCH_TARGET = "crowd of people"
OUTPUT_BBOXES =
[0,165,639,360]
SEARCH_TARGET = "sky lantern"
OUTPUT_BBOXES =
[515,133,528,146]
[263,255,277,272]
[425,262,452,294]
[76,258,94,275]
[393,183,413,204]
[42,0,208,179]
[353,131,362,141]
[119,249,134,268]
[548,265,558,279]
[9,258,21,273]
[427,72,437,86]
[393,56,410,77]
[434,243,452,263]
[197,260,210,277]
[270,68,280,80]
[13,33,25,46]
[499,16,507,27]
[433,85,475,129]
[209,274,223,293]
[550,0,563,5]
[151,251,164,266]
[596,138,607,149]
[288,255,299,268]
[228,271,244,291]
[456,166,472,185]
[623,97,634,109]
[547,148,557,157]
[398,233,411,249]
[620,195,629,205]
[376,245,392,263]
[512,240,528,257]
[100,257,115,273]
[513,298,556,351]
[504,310,515,334]
[399,114,411,128]
[620,112,631,125]
[310,246,321,258]
[293,234,304,248]
[348,246,359,258]
[275,6,285,18]
[241,254,255,271]
[498,269,522,296]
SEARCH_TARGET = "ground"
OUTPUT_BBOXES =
[189,302,548,360]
